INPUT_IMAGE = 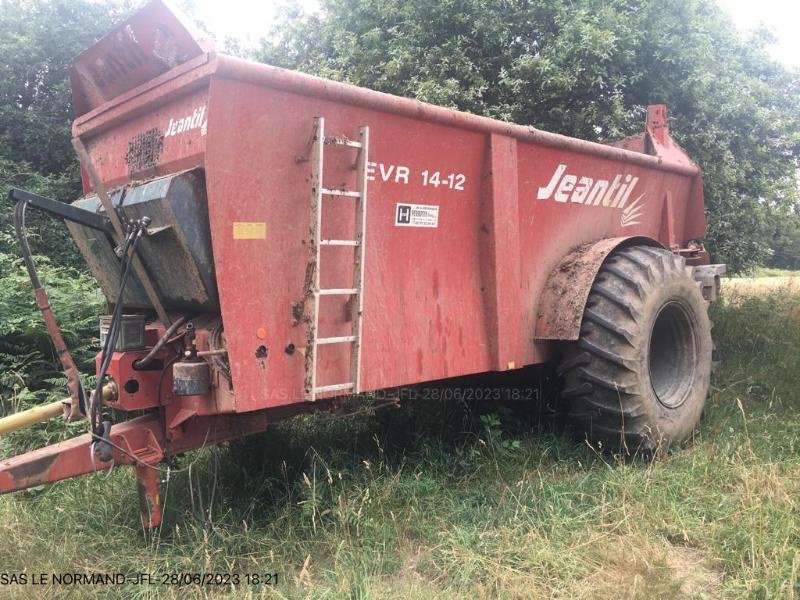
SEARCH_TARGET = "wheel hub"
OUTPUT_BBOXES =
[649,301,697,409]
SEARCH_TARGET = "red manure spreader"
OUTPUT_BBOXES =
[1,1,724,527]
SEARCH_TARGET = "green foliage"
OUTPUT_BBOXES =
[0,157,84,266]
[754,266,800,278]
[0,0,137,266]
[767,212,800,269]
[478,412,522,454]
[259,0,800,272]
[0,0,133,175]
[0,250,103,411]
[711,281,800,403]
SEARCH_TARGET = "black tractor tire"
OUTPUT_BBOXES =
[558,245,713,452]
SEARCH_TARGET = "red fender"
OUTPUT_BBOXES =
[534,236,663,341]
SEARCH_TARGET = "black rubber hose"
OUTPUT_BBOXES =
[133,315,188,369]
[91,222,144,434]
[92,237,132,432]
[13,201,41,288]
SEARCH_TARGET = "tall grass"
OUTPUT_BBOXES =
[0,282,797,598]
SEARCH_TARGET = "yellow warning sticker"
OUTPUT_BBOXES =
[233,222,266,239]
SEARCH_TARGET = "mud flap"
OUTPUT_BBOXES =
[534,236,662,341]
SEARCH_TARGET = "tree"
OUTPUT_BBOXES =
[258,0,800,272]
[768,210,800,270]
[0,0,137,265]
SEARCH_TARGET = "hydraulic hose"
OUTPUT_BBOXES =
[133,315,188,369]
[90,217,149,436]
[13,201,41,288]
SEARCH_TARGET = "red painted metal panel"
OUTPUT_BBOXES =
[479,134,524,371]
[198,71,704,410]
[516,145,694,355]
[213,57,700,178]
[81,87,208,188]
[70,44,707,413]
[204,78,492,409]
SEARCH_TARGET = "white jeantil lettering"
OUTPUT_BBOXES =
[535,163,644,227]
[164,106,206,138]
[536,164,567,199]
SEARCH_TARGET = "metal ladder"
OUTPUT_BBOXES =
[305,117,369,401]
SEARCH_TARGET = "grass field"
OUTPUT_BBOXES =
[725,268,800,295]
[0,276,798,599]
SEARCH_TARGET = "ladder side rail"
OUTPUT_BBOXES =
[350,126,369,393]
[306,117,325,402]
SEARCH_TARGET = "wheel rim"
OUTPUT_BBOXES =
[648,301,697,409]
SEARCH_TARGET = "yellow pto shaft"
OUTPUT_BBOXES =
[0,383,117,436]
[0,401,65,436]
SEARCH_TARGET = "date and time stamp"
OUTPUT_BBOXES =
[0,571,280,588]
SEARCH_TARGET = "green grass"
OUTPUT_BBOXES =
[750,267,800,278]
[0,284,798,599]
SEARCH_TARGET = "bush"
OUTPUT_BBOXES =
[767,215,800,270]
[0,248,102,410]
[710,282,800,408]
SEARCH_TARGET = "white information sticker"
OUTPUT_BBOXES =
[394,203,439,228]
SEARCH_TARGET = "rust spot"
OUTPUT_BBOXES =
[125,128,164,173]
[7,453,59,484]
[136,477,150,512]
[291,300,304,326]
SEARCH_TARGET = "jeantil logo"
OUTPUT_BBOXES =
[164,105,207,138]
[536,163,645,227]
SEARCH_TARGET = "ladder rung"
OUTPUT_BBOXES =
[306,119,369,403]
[324,137,363,149]
[320,239,360,246]
[321,188,361,198]
[317,335,357,345]
[314,382,355,393]
[318,288,358,296]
